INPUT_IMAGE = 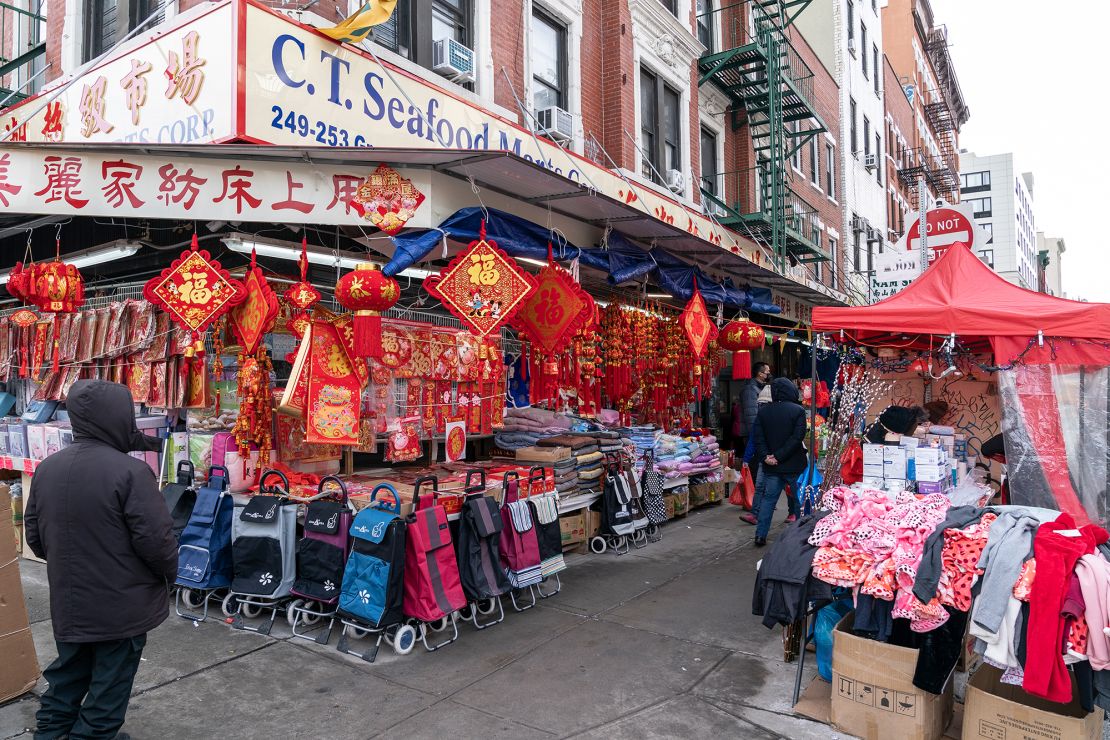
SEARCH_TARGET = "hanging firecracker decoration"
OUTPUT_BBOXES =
[334,262,400,360]
[511,244,594,356]
[719,318,765,380]
[227,248,280,356]
[350,164,426,235]
[282,237,322,312]
[231,346,274,469]
[424,221,537,337]
[679,279,719,359]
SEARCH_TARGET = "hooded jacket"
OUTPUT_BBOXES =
[25,380,177,642]
[752,378,808,476]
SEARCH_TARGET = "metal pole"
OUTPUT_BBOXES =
[918,175,929,273]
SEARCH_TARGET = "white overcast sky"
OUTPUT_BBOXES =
[928,0,1110,301]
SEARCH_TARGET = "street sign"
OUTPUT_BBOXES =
[905,206,976,266]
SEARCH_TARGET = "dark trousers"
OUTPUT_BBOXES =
[35,635,146,740]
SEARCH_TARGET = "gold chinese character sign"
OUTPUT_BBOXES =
[143,234,247,334]
[424,224,536,338]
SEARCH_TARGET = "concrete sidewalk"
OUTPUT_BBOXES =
[1,503,834,740]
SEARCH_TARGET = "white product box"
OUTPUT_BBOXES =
[25,426,46,461]
[863,444,885,467]
[884,447,908,479]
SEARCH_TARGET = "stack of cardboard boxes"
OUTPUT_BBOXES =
[861,424,974,495]
[0,482,40,703]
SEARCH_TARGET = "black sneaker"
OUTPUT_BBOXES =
[754,537,767,547]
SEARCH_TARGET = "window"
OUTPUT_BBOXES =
[12,0,46,95]
[979,249,995,269]
[828,237,839,288]
[657,0,677,14]
[640,68,682,186]
[982,222,994,244]
[788,121,802,170]
[700,127,718,196]
[371,0,471,75]
[809,138,819,187]
[697,0,714,51]
[531,9,567,112]
[960,170,991,193]
[966,197,992,218]
[875,133,882,183]
[847,1,855,44]
[825,143,835,195]
[853,226,862,271]
[861,23,868,77]
[849,98,858,155]
[863,117,871,156]
[873,45,880,94]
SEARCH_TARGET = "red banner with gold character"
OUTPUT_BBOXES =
[305,319,362,446]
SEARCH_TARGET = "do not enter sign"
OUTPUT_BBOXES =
[905,207,976,264]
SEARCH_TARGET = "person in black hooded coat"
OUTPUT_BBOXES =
[25,380,177,740]
[752,378,808,546]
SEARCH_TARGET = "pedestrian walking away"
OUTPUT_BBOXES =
[751,378,809,546]
[24,380,178,740]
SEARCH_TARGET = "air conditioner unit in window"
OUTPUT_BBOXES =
[666,169,685,194]
[432,38,476,84]
[863,153,878,171]
[851,215,867,233]
[535,106,574,143]
[848,37,856,55]
[888,228,900,243]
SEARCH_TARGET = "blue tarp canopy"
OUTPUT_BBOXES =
[385,206,780,313]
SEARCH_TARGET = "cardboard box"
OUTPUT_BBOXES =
[559,511,587,545]
[832,615,953,740]
[864,444,885,466]
[0,485,40,702]
[963,665,1102,740]
[688,483,711,507]
[586,509,601,538]
[916,447,946,467]
[884,447,908,479]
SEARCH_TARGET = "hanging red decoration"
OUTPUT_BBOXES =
[227,248,280,356]
[334,262,400,360]
[350,164,426,235]
[680,281,719,359]
[6,262,31,303]
[143,234,247,334]
[10,308,38,328]
[282,237,321,311]
[719,319,765,380]
[511,246,594,356]
[26,261,84,315]
[424,222,536,337]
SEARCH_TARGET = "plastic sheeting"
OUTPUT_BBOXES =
[1000,364,1110,526]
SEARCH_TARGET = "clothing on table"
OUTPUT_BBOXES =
[1076,553,1110,669]
[912,607,969,695]
[1062,571,1089,663]
[1023,514,1108,703]
[853,594,895,642]
[912,505,990,604]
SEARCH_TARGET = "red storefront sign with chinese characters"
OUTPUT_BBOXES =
[143,234,247,333]
[424,228,537,338]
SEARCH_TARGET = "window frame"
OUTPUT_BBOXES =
[825,142,835,197]
[872,45,880,94]
[657,0,678,16]
[874,132,881,184]
[860,22,868,78]
[531,6,568,112]
[849,97,858,156]
[640,67,683,188]
[696,0,714,52]
[809,137,820,188]
[700,125,719,197]
[370,0,473,77]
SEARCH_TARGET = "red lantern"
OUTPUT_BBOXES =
[27,260,84,314]
[719,319,765,380]
[6,262,30,303]
[334,262,400,360]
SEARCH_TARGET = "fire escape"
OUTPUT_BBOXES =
[923,27,959,198]
[697,0,828,271]
[0,1,47,111]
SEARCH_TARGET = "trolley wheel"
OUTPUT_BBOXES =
[393,624,417,656]
[589,536,608,554]
[344,624,369,639]
[182,588,206,610]
[458,604,474,620]
[240,601,261,619]
[286,599,304,627]
[478,597,498,616]
[301,603,322,626]
[220,592,237,617]
[428,616,449,633]
[647,523,660,538]
[613,535,627,550]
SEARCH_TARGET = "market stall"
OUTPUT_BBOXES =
[753,243,1110,738]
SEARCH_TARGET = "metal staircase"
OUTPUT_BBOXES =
[0,1,47,110]
[697,0,828,269]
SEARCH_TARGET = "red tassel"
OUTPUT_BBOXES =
[353,311,384,359]
[52,337,59,373]
[731,350,752,381]
[520,345,528,383]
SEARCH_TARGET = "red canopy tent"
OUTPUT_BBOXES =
[811,243,1110,525]
[812,242,1110,365]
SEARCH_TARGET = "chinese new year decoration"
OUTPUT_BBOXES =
[19,238,87,371]
[227,248,279,356]
[424,222,536,338]
[719,318,765,380]
[679,280,718,359]
[283,237,322,312]
[6,263,31,304]
[231,346,274,469]
[335,262,399,360]
[512,245,594,356]
[144,233,246,335]
[304,316,362,446]
[351,164,425,235]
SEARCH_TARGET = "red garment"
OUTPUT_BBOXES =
[1023,514,1108,703]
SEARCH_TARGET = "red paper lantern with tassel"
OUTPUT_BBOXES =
[719,319,765,380]
[334,262,400,360]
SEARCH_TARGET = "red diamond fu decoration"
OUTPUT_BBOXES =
[512,261,594,356]
[144,234,247,334]
[227,250,280,355]
[351,164,426,236]
[681,283,718,359]
[424,225,537,338]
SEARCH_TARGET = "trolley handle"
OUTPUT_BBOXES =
[412,475,439,510]
[643,450,655,470]
[605,452,622,474]
[527,466,548,498]
[370,483,401,514]
[176,459,195,486]
[318,475,349,505]
[501,470,520,509]
[259,469,290,497]
[207,465,231,492]
[464,469,486,496]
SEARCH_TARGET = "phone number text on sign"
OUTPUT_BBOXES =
[269,105,371,148]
